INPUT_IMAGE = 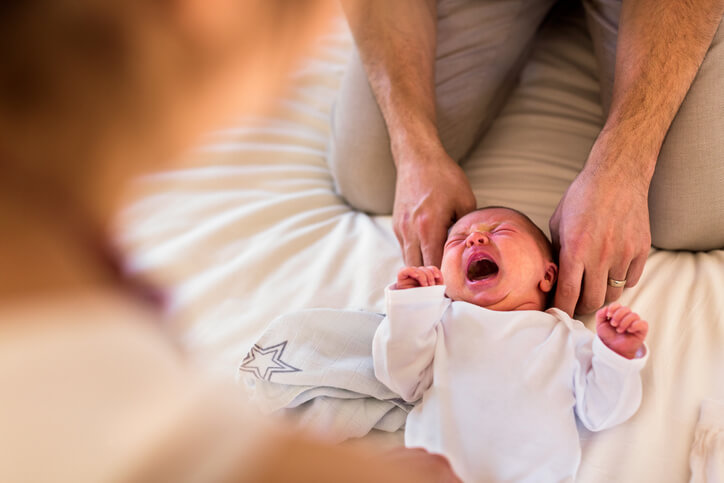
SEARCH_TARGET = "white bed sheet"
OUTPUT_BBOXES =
[118,10,724,483]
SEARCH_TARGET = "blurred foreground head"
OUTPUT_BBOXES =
[0,0,332,218]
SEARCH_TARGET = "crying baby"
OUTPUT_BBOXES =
[373,206,649,482]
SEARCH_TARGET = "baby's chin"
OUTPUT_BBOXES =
[446,287,546,312]
[444,287,504,310]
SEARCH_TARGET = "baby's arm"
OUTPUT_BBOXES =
[572,305,649,431]
[372,267,448,402]
[595,303,648,359]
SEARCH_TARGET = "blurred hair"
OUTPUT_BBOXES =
[0,0,330,198]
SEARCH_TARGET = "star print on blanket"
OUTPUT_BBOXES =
[237,308,413,442]
[239,341,301,382]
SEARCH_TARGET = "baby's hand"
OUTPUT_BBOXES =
[596,302,648,359]
[395,266,444,290]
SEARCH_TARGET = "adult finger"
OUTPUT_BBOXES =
[625,251,648,288]
[553,253,584,317]
[577,266,608,315]
[420,222,448,268]
[401,233,423,267]
[394,218,420,267]
[548,208,562,247]
[604,260,631,304]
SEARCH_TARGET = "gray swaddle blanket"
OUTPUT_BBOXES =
[237,309,412,442]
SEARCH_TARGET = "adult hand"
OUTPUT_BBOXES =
[550,141,651,316]
[381,447,462,483]
[251,432,461,483]
[393,148,476,267]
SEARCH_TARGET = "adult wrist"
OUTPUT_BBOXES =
[585,124,658,194]
[390,127,450,171]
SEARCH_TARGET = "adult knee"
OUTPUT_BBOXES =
[648,18,724,251]
[326,125,396,215]
[648,151,724,251]
[649,200,724,252]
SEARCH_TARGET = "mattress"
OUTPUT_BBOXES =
[117,7,724,482]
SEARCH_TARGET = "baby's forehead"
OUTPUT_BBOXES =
[448,208,532,235]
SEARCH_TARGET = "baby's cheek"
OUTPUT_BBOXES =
[440,253,468,297]
[439,257,456,282]
[442,275,466,301]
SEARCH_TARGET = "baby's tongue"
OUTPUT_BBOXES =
[467,259,499,281]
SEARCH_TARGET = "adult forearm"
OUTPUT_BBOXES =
[599,0,724,184]
[341,0,442,166]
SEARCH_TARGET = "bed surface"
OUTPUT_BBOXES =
[118,9,724,482]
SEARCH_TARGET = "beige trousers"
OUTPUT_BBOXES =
[328,0,724,251]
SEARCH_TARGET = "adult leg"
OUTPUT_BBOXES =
[328,0,559,215]
[584,0,724,250]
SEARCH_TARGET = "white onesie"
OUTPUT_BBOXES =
[372,284,648,483]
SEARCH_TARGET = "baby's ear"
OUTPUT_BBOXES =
[539,261,558,293]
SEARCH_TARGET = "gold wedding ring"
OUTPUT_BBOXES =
[607,277,626,288]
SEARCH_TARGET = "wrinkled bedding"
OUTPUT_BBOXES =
[118,10,724,482]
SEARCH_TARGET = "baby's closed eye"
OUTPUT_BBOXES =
[444,237,465,249]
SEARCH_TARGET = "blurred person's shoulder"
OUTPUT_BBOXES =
[0,289,268,482]
[0,289,183,378]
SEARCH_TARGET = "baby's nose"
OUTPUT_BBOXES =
[465,231,490,247]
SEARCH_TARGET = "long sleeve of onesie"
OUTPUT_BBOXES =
[570,324,649,431]
[372,284,450,402]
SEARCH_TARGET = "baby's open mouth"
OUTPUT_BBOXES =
[466,258,499,281]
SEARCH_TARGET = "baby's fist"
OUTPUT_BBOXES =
[395,266,443,290]
[596,303,648,359]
